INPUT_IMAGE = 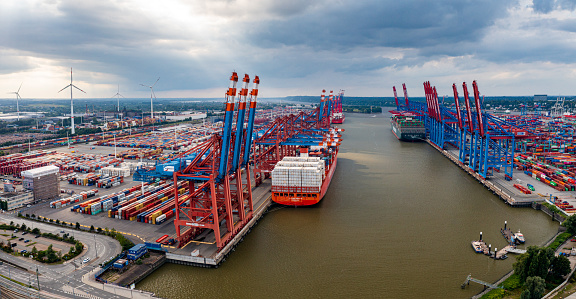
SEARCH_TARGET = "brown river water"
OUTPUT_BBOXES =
[137,112,559,298]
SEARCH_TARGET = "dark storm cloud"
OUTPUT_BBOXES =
[249,0,515,52]
[533,0,576,13]
[0,0,218,91]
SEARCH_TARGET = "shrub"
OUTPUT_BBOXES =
[480,288,507,299]
[501,274,521,290]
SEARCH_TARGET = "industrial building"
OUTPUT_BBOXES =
[0,183,34,211]
[22,165,60,201]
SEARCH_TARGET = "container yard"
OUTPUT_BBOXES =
[0,150,124,177]
[94,124,217,151]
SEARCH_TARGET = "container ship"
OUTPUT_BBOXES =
[391,115,426,141]
[271,146,338,206]
[332,112,345,124]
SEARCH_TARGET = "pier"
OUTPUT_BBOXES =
[427,141,542,207]
[461,274,503,290]
[472,232,508,260]
[166,179,273,267]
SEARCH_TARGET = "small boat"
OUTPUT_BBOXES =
[471,241,483,253]
[514,230,525,243]
[527,184,535,191]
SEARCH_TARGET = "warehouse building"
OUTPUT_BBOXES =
[22,165,60,201]
[0,184,34,211]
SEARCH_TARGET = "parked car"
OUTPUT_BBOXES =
[18,238,24,241]
[24,240,30,243]
[34,235,40,238]
[22,232,27,235]
[82,258,90,264]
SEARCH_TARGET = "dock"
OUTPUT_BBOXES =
[472,232,509,260]
[426,141,542,207]
[462,274,503,289]
[166,178,273,267]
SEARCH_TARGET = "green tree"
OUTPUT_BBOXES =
[31,246,38,257]
[550,255,571,278]
[55,219,60,224]
[75,222,80,229]
[31,228,40,235]
[20,223,27,231]
[564,214,576,234]
[89,225,94,232]
[520,276,546,299]
[514,246,553,282]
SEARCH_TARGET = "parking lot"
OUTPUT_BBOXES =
[0,225,72,256]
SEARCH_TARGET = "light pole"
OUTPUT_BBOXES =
[94,234,98,258]
[36,266,40,291]
[68,280,76,298]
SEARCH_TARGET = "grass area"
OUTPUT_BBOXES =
[548,232,572,251]
[553,277,576,298]
[25,242,37,247]
[480,274,523,299]
[8,236,16,240]
[0,273,38,290]
[0,234,8,237]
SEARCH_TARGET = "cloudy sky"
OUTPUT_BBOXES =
[1,0,576,99]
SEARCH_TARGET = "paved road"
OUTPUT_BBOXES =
[0,213,126,298]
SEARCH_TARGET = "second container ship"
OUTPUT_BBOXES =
[271,146,338,206]
[391,114,426,141]
[332,112,345,124]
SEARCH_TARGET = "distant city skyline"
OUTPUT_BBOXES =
[2,0,576,99]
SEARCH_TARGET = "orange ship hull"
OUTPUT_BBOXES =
[271,149,338,206]
[332,114,345,124]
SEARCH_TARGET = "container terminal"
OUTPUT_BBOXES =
[390,81,576,215]
[0,72,345,298]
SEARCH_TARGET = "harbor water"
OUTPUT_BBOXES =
[137,112,559,298]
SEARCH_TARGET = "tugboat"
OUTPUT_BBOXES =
[513,230,525,244]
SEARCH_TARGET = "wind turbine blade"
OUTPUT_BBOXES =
[151,89,157,99]
[119,93,126,98]
[58,84,71,93]
[17,82,23,93]
[151,77,160,88]
[139,83,148,88]
[72,84,86,93]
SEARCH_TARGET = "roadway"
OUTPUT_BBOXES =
[0,213,126,298]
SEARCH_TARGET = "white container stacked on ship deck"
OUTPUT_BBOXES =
[271,157,325,192]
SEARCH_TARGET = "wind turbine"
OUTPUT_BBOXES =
[58,68,86,135]
[9,83,23,121]
[140,77,159,119]
[111,84,125,119]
